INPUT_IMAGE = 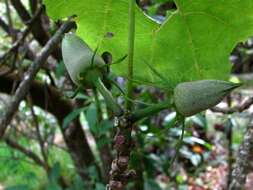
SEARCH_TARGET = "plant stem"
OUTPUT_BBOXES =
[130,100,172,122]
[93,89,103,121]
[93,89,113,183]
[94,77,123,116]
[126,0,135,110]
[169,117,185,168]
[107,2,136,189]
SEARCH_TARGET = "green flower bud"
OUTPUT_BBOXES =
[61,33,106,87]
[174,80,241,117]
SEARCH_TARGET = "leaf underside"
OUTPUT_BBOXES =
[44,0,253,87]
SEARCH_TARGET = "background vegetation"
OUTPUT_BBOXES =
[1,0,253,190]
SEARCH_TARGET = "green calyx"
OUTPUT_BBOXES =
[78,67,105,88]
[174,80,241,117]
[62,33,123,115]
[62,33,106,87]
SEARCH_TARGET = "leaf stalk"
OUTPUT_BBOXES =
[126,0,136,110]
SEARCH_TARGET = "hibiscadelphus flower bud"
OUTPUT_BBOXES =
[174,80,241,117]
[61,33,123,116]
[62,33,106,87]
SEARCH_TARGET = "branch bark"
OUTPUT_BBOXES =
[229,125,253,190]
[10,0,61,60]
[10,0,31,21]
[0,17,11,34]
[29,0,39,14]
[0,16,36,62]
[108,113,136,190]
[0,6,43,65]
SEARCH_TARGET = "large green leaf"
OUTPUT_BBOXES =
[44,0,253,87]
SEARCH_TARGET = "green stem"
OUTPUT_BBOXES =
[169,117,185,168]
[131,100,172,122]
[93,89,103,121]
[107,2,136,189]
[126,0,136,110]
[94,78,123,116]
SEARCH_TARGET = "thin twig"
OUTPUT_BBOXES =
[3,136,47,168]
[5,0,16,41]
[0,6,44,65]
[3,135,69,188]
[27,95,49,168]
[211,97,253,114]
